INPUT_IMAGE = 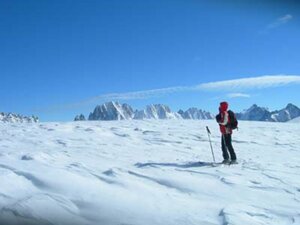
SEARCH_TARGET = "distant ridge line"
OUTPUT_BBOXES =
[74,102,300,123]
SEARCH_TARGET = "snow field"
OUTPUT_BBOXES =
[0,120,299,225]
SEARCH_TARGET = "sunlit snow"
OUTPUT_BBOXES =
[0,120,299,225]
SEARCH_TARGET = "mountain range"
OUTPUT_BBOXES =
[0,112,39,123]
[236,103,300,122]
[75,102,300,122]
[76,102,213,121]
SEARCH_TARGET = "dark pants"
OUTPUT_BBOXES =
[221,134,237,160]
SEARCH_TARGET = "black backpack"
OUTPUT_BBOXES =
[215,113,221,123]
[226,110,238,130]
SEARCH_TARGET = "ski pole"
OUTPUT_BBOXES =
[206,126,216,163]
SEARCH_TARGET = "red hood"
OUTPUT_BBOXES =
[220,102,228,112]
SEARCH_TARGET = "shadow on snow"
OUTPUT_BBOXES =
[134,161,217,169]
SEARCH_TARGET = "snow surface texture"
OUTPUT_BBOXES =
[0,120,299,225]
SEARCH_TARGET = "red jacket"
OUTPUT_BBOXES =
[218,102,232,135]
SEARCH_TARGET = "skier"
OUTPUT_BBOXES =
[216,101,237,164]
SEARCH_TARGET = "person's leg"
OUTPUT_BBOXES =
[224,134,237,160]
[221,135,229,160]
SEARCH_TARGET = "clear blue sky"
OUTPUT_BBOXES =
[1,0,300,121]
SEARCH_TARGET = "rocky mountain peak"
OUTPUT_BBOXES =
[0,112,39,123]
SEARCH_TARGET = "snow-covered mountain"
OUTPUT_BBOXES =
[237,103,300,122]
[83,102,212,121]
[178,107,214,120]
[74,114,86,121]
[0,112,39,123]
[88,102,134,121]
[87,102,184,121]
[80,102,300,122]
[134,104,181,120]
[236,104,273,121]
[271,103,300,122]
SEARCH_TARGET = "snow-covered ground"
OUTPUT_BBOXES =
[289,116,300,123]
[0,120,299,225]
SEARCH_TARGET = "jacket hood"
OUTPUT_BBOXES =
[220,102,228,112]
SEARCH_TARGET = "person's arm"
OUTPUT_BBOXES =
[216,113,221,123]
[218,112,228,125]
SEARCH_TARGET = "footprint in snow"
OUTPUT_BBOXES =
[114,133,130,138]
[56,140,67,147]
[85,128,94,132]
[21,155,34,161]
[128,170,193,194]
[142,130,160,135]
[250,180,261,185]
[102,169,116,177]
[219,204,291,225]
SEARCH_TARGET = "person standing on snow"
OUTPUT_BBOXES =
[216,101,237,164]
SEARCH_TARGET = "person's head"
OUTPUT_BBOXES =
[220,101,228,112]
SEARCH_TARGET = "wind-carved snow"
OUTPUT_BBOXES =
[0,120,299,225]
